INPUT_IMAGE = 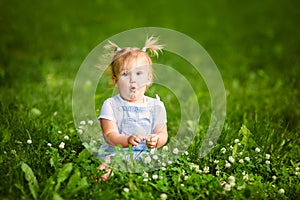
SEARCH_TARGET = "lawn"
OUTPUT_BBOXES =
[0,0,299,199]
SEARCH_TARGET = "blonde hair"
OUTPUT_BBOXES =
[105,36,164,83]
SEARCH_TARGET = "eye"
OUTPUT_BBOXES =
[121,71,128,76]
[136,71,143,76]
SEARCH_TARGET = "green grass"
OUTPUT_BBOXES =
[1,0,300,199]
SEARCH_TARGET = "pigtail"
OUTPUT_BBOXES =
[104,40,122,52]
[142,36,164,57]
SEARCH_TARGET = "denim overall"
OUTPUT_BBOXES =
[99,94,163,159]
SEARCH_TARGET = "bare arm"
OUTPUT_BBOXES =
[147,123,168,148]
[100,118,144,148]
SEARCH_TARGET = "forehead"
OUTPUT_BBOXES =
[121,55,150,71]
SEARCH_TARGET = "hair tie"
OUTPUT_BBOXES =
[141,47,147,52]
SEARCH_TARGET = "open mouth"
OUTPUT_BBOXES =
[130,86,136,92]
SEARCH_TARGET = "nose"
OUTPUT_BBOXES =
[130,73,136,83]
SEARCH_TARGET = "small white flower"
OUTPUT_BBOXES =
[214,159,219,164]
[209,140,214,146]
[244,157,250,161]
[144,156,151,164]
[239,159,244,163]
[27,139,32,144]
[216,170,221,176]
[265,160,271,165]
[88,120,93,125]
[47,143,52,147]
[225,162,231,168]
[64,135,69,140]
[161,167,166,171]
[150,148,156,154]
[143,178,148,182]
[234,139,240,143]
[53,111,58,116]
[272,175,277,180]
[295,167,299,171]
[224,184,231,191]
[203,166,210,174]
[243,174,249,181]
[184,175,189,181]
[239,151,243,155]
[228,156,235,163]
[255,147,260,153]
[80,120,86,125]
[265,154,271,159]
[278,188,285,194]
[184,151,189,155]
[295,171,300,175]
[58,130,62,134]
[152,174,159,180]
[173,148,179,155]
[229,145,233,149]
[59,142,65,149]
[160,193,168,200]
[220,147,226,154]
[77,129,83,135]
[123,187,129,193]
[162,146,169,151]
[228,176,235,186]
[152,155,159,160]
[142,172,148,178]
[180,184,184,187]
[167,160,173,165]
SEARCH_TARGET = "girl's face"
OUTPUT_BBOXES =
[114,58,151,102]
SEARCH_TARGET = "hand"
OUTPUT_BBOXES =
[127,134,145,146]
[146,134,159,148]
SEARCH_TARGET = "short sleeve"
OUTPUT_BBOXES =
[98,98,116,122]
[153,100,167,126]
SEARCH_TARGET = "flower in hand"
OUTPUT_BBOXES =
[127,134,145,146]
[146,134,159,148]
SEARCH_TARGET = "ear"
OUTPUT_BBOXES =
[112,76,117,87]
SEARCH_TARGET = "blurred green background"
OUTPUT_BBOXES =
[0,0,300,198]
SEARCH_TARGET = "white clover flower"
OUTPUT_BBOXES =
[184,175,189,181]
[228,176,235,184]
[161,167,166,171]
[216,170,221,176]
[144,156,151,164]
[224,184,231,191]
[150,148,156,154]
[255,147,260,153]
[167,160,173,165]
[77,129,83,135]
[58,130,62,134]
[88,120,93,125]
[295,171,300,175]
[162,146,169,151]
[180,184,184,187]
[214,159,219,164]
[209,140,214,146]
[272,175,277,180]
[239,151,243,155]
[80,120,86,125]
[142,172,149,178]
[27,139,32,144]
[220,147,226,154]
[173,148,179,155]
[229,145,233,149]
[53,111,58,116]
[239,159,244,163]
[160,193,168,200]
[47,143,52,147]
[162,162,166,167]
[152,174,158,180]
[243,174,249,181]
[203,166,210,174]
[244,157,250,161]
[59,142,65,149]
[234,139,240,143]
[123,187,129,193]
[228,156,235,163]
[225,162,231,168]
[278,188,285,194]
[265,160,271,165]
[64,135,69,140]
[242,171,246,176]
[184,151,189,155]
[295,167,299,171]
[265,154,271,159]
[152,155,159,160]
[143,178,149,182]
